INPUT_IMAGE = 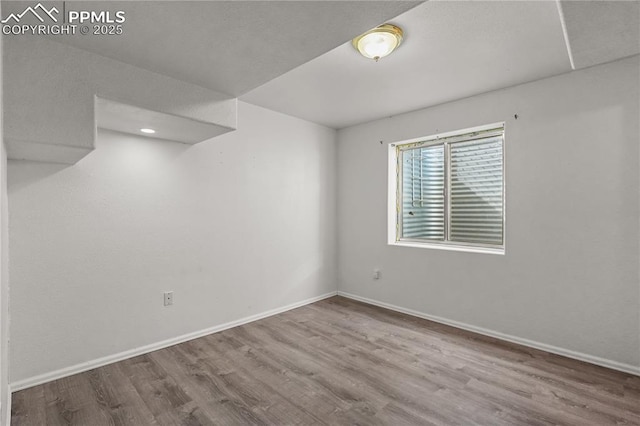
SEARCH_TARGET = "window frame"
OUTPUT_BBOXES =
[388,123,506,255]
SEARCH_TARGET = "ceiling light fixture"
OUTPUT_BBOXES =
[140,128,156,134]
[352,24,403,61]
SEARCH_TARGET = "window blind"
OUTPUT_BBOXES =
[449,137,503,245]
[401,145,444,240]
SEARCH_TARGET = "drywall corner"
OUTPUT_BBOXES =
[0,6,11,422]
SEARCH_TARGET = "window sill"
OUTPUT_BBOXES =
[389,240,505,255]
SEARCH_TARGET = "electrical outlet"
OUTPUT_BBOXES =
[164,291,173,306]
[373,269,381,280]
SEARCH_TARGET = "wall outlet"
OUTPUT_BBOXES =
[164,291,174,306]
[373,269,381,280]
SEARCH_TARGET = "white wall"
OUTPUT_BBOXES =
[337,56,640,372]
[8,101,337,386]
[0,140,8,426]
[0,9,10,422]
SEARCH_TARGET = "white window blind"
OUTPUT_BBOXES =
[450,137,503,245]
[401,145,444,240]
[395,125,504,251]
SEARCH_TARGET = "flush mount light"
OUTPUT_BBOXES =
[140,128,156,134]
[352,24,403,61]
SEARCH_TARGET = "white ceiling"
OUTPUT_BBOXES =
[242,0,640,129]
[95,97,235,145]
[9,0,637,131]
[33,0,420,96]
[559,0,640,70]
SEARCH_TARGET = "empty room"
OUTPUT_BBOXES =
[0,0,639,424]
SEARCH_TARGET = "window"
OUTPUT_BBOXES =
[388,124,505,254]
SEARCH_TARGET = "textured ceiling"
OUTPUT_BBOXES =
[559,0,639,70]
[241,0,640,129]
[5,0,636,131]
[30,1,420,96]
[241,0,573,128]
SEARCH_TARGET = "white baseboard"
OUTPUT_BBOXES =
[11,291,338,392]
[338,291,640,377]
[3,392,10,426]
[12,289,638,393]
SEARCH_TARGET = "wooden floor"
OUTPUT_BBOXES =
[11,296,640,425]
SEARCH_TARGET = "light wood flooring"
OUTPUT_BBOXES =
[11,296,640,425]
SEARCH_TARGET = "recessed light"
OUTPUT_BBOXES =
[140,128,156,134]
[352,24,404,61]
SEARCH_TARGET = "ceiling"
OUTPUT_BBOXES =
[95,97,235,145]
[25,0,420,96]
[559,0,640,69]
[242,0,640,129]
[5,0,637,131]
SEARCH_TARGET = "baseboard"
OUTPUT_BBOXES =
[338,291,640,377]
[3,392,10,426]
[12,289,638,392]
[11,291,338,392]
